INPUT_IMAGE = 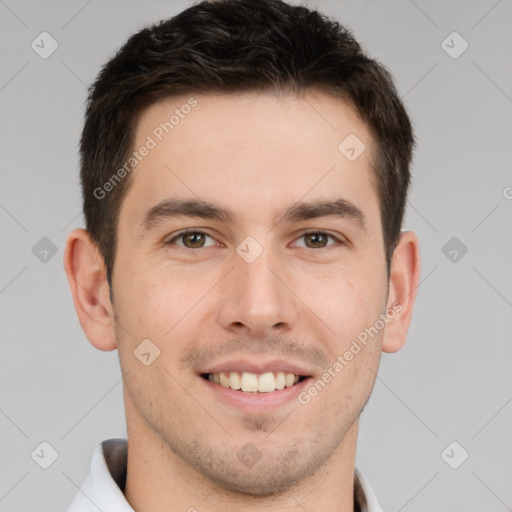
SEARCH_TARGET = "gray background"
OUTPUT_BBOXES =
[1,0,511,510]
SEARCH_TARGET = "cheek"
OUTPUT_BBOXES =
[300,270,385,348]
[116,261,199,336]
[115,264,226,374]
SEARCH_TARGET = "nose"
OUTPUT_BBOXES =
[216,246,298,338]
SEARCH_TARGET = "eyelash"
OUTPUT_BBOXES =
[165,229,345,249]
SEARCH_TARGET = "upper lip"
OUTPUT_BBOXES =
[199,358,316,377]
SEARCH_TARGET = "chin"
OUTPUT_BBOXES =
[201,462,309,497]
[180,440,328,498]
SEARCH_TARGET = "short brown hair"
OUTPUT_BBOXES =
[80,0,414,286]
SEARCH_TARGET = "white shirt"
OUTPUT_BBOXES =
[67,438,383,512]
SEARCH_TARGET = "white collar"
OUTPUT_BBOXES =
[67,439,383,512]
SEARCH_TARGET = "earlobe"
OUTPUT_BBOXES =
[381,230,421,354]
[63,228,117,351]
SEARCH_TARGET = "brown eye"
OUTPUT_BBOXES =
[167,231,216,249]
[182,232,206,248]
[303,232,331,248]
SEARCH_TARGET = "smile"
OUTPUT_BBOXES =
[202,371,306,393]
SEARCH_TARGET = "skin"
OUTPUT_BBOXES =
[64,90,420,512]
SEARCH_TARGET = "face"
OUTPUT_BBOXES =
[112,91,389,495]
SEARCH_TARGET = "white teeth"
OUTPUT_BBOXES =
[285,373,295,387]
[207,371,302,392]
[229,372,241,390]
[219,372,230,388]
[241,372,259,392]
[258,372,275,393]
[275,372,286,390]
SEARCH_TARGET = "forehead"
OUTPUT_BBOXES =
[134,90,372,156]
[121,91,380,232]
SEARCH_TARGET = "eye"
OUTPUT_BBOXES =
[165,230,343,250]
[166,230,217,249]
[294,231,341,249]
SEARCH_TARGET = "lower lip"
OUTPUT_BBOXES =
[199,376,312,413]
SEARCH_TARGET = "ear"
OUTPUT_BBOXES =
[381,230,421,353]
[63,228,117,351]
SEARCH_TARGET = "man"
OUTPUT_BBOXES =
[64,0,420,510]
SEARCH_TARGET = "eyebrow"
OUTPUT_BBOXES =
[138,197,367,234]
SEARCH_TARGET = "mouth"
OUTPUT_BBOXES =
[197,359,316,412]
[201,371,308,393]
